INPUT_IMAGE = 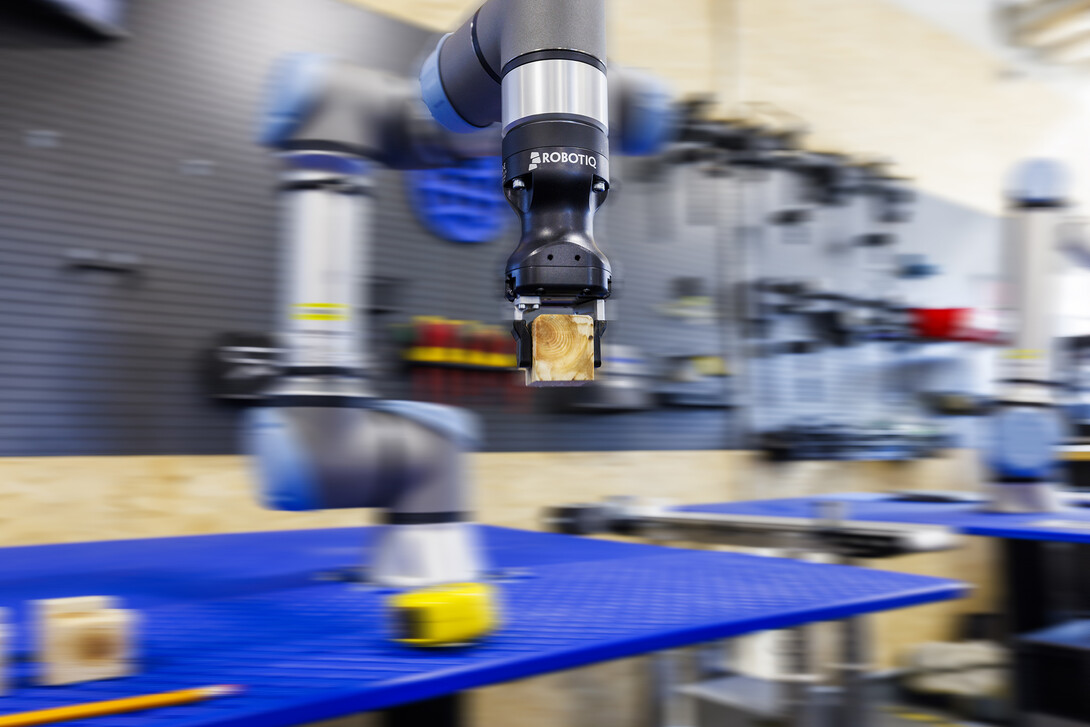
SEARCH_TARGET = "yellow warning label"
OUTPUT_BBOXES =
[1004,349,1042,360]
[293,303,350,321]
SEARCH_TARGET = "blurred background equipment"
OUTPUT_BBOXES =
[980,158,1086,512]
[399,317,520,405]
[668,114,968,464]
[406,158,508,244]
[201,332,281,405]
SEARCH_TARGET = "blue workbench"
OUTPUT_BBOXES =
[680,493,1090,543]
[0,526,963,726]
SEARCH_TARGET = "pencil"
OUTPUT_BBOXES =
[0,684,243,727]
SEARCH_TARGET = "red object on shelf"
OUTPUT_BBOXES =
[911,308,969,339]
[909,307,1004,344]
[410,319,447,403]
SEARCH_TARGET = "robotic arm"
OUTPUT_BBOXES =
[247,2,675,591]
[420,0,614,361]
[249,54,512,591]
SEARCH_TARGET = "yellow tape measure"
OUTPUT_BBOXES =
[390,582,497,647]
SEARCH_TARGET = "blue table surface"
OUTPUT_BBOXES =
[0,526,964,727]
[680,493,1090,543]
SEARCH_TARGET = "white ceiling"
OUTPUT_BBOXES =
[884,0,1006,58]
[884,0,1090,215]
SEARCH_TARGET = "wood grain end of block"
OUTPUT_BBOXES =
[530,314,595,387]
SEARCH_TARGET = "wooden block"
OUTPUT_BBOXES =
[530,314,595,386]
[35,597,136,686]
[36,596,115,656]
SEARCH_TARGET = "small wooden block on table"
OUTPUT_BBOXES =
[530,314,595,386]
[35,596,137,686]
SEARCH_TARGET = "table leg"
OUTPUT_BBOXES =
[651,650,681,727]
[382,694,462,727]
[839,616,872,727]
[1004,539,1052,636]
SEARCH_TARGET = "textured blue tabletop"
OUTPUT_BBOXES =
[681,493,1090,543]
[0,526,964,726]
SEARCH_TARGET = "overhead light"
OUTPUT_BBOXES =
[1034,28,1090,63]
[1007,0,1090,45]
